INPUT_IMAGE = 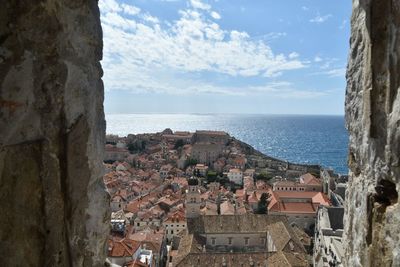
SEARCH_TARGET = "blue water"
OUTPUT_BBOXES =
[106,114,349,174]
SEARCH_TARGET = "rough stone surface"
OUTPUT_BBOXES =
[344,0,400,266]
[0,1,109,266]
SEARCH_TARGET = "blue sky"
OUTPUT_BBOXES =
[100,0,351,115]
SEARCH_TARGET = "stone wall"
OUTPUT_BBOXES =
[344,0,400,266]
[0,1,109,266]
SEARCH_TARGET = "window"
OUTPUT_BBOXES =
[228,237,233,245]
[137,223,140,226]
[260,237,266,245]
[171,230,174,234]
[244,237,249,246]
[211,238,216,245]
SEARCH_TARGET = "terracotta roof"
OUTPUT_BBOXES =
[248,191,259,204]
[174,252,270,267]
[157,195,181,207]
[247,190,272,204]
[220,201,235,215]
[124,260,150,267]
[267,221,291,251]
[129,230,164,244]
[235,189,246,198]
[164,210,186,223]
[174,215,307,267]
[105,146,129,153]
[269,202,318,214]
[272,191,329,203]
[292,226,312,246]
[300,173,321,186]
[187,214,298,235]
[275,180,298,187]
[267,251,308,267]
[107,238,140,258]
[268,191,329,214]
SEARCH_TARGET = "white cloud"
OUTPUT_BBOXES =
[302,6,309,11]
[190,0,211,10]
[142,14,160,24]
[101,12,137,30]
[99,0,122,13]
[100,0,309,97]
[318,58,339,69]
[288,52,299,59]
[210,11,221,20]
[253,32,287,42]
[324,68,346,77]
[310,14,332,24]
[314,56,322,62]
[311,67,346,78]
[121,4,140,15]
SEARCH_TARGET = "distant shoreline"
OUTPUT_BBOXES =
[105,113,345,117]
[105,114,349,174]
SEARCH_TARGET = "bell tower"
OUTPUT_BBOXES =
[186,178,201,218]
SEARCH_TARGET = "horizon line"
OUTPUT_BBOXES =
[105,112,345,116]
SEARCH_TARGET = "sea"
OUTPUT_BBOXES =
[106,114,349,175]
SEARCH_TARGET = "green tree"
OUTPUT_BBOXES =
[174,139,185,149]
[206,171,217,182]
[256,192,271,214]
[127,140,147,153]
[127,142,138,153]
[255,172,273,181]
[184,158,198,168]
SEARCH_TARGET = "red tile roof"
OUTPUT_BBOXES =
[107,238,140,258]
[164,210,186,223]
[268,191,330,214]
[270,202,318,214]
[300,173,321,186]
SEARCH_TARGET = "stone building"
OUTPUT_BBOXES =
[191,142,223,165]
[268,191,330,230]
[171,214,308,266]
[273,173,323,192]
[163,210,187,243]
[193,130,229,145]
[105,144,130,162]
[107,238,142,266]
[227,168,244,185]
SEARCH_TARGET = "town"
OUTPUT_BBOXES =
[103,130,348,267]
